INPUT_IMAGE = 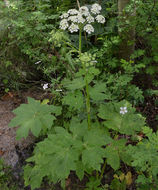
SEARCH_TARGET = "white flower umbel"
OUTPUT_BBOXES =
[83,24,94,34]
[59,3,105,34]
[120,107,128,115]
[91,3,102,15]
[96,15,105,24]
[59,19,69,30]
[79,6,89,16]
[68,15,78,23]
[86,15,94,23]
[77,14,86,23]
[69,23,79,33]
[60,13,69,19]
[43,83,48,90]
[67,9,79,15]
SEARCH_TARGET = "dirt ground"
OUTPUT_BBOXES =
[0,90,43,167]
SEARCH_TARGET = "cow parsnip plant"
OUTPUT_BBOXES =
[9,2,154,190]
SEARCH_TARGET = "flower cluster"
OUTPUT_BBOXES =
[59,3,105,34]
[43,83,48,90]
[91,3,102,15]
[120,107,128,115]
[80,52,97,67]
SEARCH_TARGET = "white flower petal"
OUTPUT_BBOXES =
[68,16,78,23]
[43,83,48,90]
[60,13,69,19]
[59,19,69,30]
[91,3,102,15]
[67,9,79,15]
[96,15,105,24]
[86,15,95,23]
[79,6,89,16]
[120,107,128,115]
[68,23,79,33]
[83,24,94,34]
[77,14,86,23]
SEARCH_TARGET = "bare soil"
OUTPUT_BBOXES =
[0,90,44,167]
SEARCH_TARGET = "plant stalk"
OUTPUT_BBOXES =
[79,27,91,130]
[77,0,80,8]
[85,78,91,130]
[79,28,82,55]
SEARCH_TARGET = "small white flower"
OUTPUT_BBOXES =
[77,14,86,23]
[96,15,105,24]
[91,3,102,15]
[67,9,79,15]
[86,15,95,23]
[60,13,69,19]
[120,107,128,115]
[43,83,48,90]
[68,15,78,23]
[83,24,94,34]
[68,23,79,33]
[79,6,89,16]
[59,19,69,30]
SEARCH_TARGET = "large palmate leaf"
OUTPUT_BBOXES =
[104,139,127,170]
[62,77,85,90]
[9,97,61,139]
[82,127,112,171]
[24,127,81,189]
[62,90,84,110]
[89,82,112,101]
[24,120,112,189]
[98,100,145,135]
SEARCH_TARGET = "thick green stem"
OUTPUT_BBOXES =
[86,78,91,130]
[79,27,91,129]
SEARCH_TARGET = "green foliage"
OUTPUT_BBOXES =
[88,72,144,105]
[18,97,145,189]
[104,139,127,171]
[24,120,111,189]
[126,127,158,189]
[62,90,84,110]
[0,159,5,178]
[0,159,18,190]
[110,178,126,190]
[9,97,61,139]
[98,100,145,135]
[85,177,102,190]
